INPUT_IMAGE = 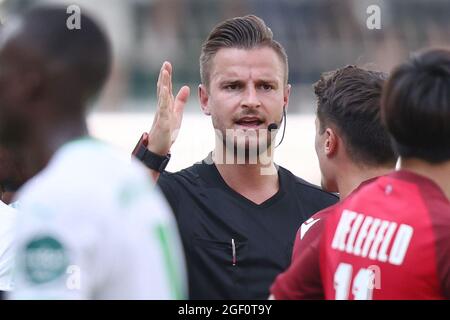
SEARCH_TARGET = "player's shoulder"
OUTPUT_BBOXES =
[18,138,156,214]
[60,138,151,183]
[298,203,341,240]
[387,170,448,200]
[0,200,16,217]
[310,203,340,221]
[59,137,148,176]
[354,171,449,213]
[0,201,16,237]
[386,171,450,224]
[292,203,340,262]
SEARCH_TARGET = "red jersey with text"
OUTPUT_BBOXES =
[320,171,450,300]
[270,181,372,299]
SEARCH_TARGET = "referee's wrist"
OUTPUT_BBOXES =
[133,133,171,172]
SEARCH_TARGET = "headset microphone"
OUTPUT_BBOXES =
[268,107,287,148]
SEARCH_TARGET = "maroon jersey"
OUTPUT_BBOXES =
[270,180,372,299]
[320,171,450,300]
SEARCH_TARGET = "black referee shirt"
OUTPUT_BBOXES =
[157,155,338,299]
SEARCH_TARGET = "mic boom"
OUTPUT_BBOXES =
[268,107,287,148]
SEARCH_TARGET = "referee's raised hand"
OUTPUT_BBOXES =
[147,61,190,156]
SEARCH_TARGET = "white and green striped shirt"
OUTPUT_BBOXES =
[11,138,186,299]
[0,200,16,291]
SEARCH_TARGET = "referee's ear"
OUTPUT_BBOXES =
[283,83,291,111]
[199,84,211,116]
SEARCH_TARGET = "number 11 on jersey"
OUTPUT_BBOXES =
[334,263,380,300]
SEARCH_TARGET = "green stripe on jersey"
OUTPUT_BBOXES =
[155,224,184,299]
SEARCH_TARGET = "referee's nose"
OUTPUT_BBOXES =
[240,84,261,109]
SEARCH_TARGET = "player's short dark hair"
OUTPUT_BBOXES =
[21,6,111,100]
[200,15,288,88]
[381,48,450,163]
[314,65,397,167]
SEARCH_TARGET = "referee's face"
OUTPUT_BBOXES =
[200,47,290,155]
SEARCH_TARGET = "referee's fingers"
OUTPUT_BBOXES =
[157,61,169,97]
[156,63,163,97]
[174,86,190,114]
[158,85,170,121]
[166,62,173,97]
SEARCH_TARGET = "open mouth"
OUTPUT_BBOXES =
[235,117,264,129]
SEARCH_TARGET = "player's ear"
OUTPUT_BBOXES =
[199,84,211,116]
[324,128,338,157]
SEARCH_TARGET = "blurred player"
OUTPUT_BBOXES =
[0,199,14,294]
[0,146,28,294]
[0,146,26,206]
[270,66,397,299]
[0,6,186,299]
[320,48,450,299]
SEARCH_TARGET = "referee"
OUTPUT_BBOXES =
[133,15,338,299]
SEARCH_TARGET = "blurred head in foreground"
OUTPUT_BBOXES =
[382,48,450,165]
[0,5,111,173]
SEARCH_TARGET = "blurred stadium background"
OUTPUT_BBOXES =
[0,0,449,185]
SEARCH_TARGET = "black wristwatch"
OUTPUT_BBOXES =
[133,135,171,172]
